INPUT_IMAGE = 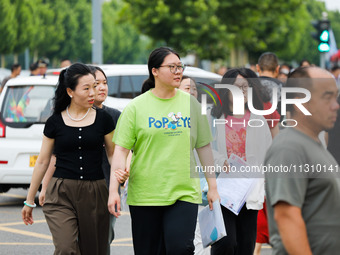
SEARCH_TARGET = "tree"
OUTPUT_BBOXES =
[328,10,340,50]
[215,0,311,63]
[120,0,230,60]
[40,0,79,64]
[102,0,151,64]
[71,0,92,63]
[36,1,65,57]
[0,0,17,55]
[12,0,36,56]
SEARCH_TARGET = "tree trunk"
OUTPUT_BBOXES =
[14,54,18,63]
[33,50,39,62]
[1,55,5,68]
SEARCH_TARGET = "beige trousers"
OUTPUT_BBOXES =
[43,177,110,255]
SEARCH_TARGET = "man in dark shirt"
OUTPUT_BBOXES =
[265,67,340,254]
[0,63,21,94]
[256,52,283,103]
[327,106,340,164]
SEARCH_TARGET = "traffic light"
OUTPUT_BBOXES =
[311,20,330,52]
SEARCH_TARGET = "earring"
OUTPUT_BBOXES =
[70,95,72,98]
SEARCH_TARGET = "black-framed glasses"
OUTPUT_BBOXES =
[159,64,185,74]
[235,84,248,91]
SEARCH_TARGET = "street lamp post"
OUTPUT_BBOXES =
[91,0,103,64]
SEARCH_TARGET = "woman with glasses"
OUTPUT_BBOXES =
[209,68,272,255]
[108,46,219,255]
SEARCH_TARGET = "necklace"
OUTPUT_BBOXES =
[66,106,91,121]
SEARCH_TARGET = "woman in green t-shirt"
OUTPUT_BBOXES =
[108,47,220,254]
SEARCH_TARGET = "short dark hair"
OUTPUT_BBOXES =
[30,62,38,72]
[258,52,279,72]
[331,65,340,72]
[11,63,21,72]
[211,68,264,119]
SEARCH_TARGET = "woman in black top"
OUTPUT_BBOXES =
[22,63,115,255]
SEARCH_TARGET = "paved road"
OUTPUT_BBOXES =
[0,188,272,255]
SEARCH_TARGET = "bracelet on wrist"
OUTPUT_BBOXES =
[24,200,36,208]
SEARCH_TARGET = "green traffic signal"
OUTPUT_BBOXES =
[318,29,330,52]
[320,30,329,42]
[311,19,331,53]
[318,43,330,52]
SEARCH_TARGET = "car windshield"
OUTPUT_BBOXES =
[107,75,146,99]
[1,85,55,125]
[106,75,219,100]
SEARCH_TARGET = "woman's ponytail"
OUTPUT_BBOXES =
[141,78,155,93]
[53,69,70,114]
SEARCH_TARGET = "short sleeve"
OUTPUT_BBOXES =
[263,102,280,128]
[102,110,115,135]
[112,103,136,150]
[265,147,308,208]
[103,106,121,129]
[112,110,121,128]
[43,114,57,138]
[192,98,213,148]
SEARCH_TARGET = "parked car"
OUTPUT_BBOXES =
[0,65,221,193]
[47,64,221,111]
[0,75,57,192]
[0,68,10,84]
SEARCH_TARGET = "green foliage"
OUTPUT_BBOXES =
[120,0,230,60]
[72,0,92,63]
[120,0,340,65]
[34,0,65,56]
[329,10,340,50]
[0,0,17,54]
[52,1,80,61]
[102,0,151,64]
[12,0,36,54]
[1,0,340,66]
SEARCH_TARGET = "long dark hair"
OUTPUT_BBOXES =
[141,47,180,93]
[211,68,264,118]
[53,63,94,114]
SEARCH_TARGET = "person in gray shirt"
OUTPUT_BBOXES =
[265,66,340,255]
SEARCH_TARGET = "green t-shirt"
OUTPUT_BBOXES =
[113,89,212,205]
[265,128,340,255]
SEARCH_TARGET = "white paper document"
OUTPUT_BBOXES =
[216,154,258,215]
[198,200,227,248]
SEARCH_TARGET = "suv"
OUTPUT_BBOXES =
[0,65,221,193]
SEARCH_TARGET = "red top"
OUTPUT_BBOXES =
[263,102,280,129]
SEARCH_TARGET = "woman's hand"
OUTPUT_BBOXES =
[39,188,46,206]
[207,187,220,211]
[108,191,121,218]
[114,168,130,183]
[22,205,34,225]
[223,159,230,173]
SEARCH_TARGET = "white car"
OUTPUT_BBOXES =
[48,64,221,112]
[0,68,10,83]
[0,65,221,193]
[0,75,57,192]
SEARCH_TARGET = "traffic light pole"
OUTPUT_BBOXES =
[320,52,326,69]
